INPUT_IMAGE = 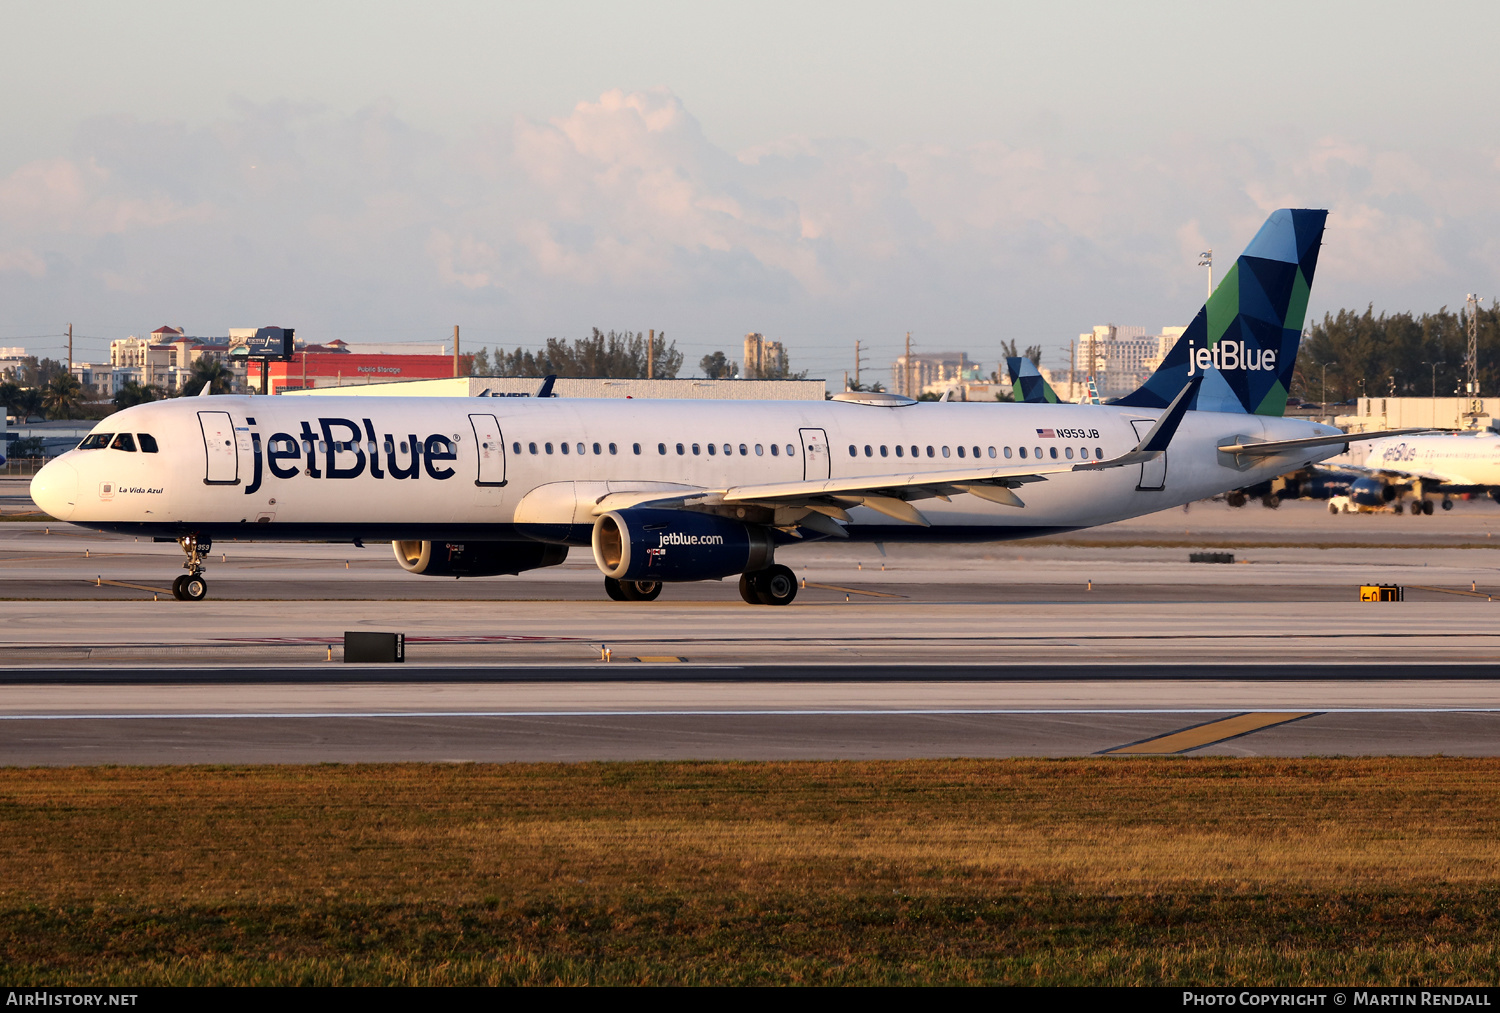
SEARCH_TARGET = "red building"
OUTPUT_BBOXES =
[265,351,455,394]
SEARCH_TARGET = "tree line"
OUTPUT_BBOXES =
[467,329,684,379]
[1295,303,1500,402]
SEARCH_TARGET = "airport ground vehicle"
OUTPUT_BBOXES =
[30,209,1412,603]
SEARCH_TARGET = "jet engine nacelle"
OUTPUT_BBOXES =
[592,508,773,582]
[392,539,568,577]
[1350,477,1396,507]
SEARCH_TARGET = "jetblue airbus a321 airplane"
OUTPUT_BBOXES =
[31,208,1407,604]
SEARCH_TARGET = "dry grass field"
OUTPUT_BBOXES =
[1,758,1499,985]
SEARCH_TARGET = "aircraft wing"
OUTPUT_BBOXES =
[1216,428,1433,458]
[595,378,1204,532]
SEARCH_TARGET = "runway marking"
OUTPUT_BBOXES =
[635,656,684,663]
[94,578,175,595]
[1105,712,1315,755]
[0,708,1494,722]
[800,582,908,599]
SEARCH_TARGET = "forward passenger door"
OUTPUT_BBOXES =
[469,413,507,486]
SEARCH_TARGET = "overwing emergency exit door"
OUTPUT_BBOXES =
[800,428,831,481]
[1129,419,1166,491]
[469,413,507,486]
[197,411,239,485]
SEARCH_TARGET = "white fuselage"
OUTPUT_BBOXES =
[1356,431,1500,487]
[31,394,1340,544]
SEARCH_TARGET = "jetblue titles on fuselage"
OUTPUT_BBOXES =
[244,416,459,495]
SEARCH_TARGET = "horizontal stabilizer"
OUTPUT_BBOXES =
[1217,429,1432,457]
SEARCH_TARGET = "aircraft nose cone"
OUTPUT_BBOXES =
[30,459,78,521]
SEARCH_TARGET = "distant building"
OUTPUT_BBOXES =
[890,351,982,398]
[265,351,453,394]
[1072,325,1184,397]
[279,376,828,400]
[742,333,786,379]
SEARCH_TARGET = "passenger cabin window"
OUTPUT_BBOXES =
[771,444,779,456]
[880,446,888,457]
[849,445,858,457]
[1079,447,1089,459]
[1065,447,1074,459]
[691,443,700,455]
[755,444,764,456]
[609,443,618,455]
[676,443,685,455]
[942,446,951,458]
[895,446,904,458]
[988,447,996,458]
[786,445,795,456]
[545,443,554,454]
[739,444,748,455]
[633,443,641,455]
[560,442,570,454]
[529,442,538,454]
[1003,447,1012,459]
[1018,447,1027,459]
[926,446,934,458]
[111,434,137,452]
[138,434,159,453]
[658,443,667,455]
[78,433,112,450]
[956,446,965,458]
[864,445,872,457]
[708,443,717,456]
[577,443,585,455]
[1049,447,1058,459]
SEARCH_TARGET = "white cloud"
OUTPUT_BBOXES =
[4,91,1500,369]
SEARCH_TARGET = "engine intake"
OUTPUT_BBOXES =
[392,540,568,577]
[592,508,773,582]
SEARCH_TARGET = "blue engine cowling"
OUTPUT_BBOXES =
[1350,477,1395,507]
[592,508,774,582]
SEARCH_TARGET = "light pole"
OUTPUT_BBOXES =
[1198,249,1213,298]
[1321,361,1337,408]
[1424,361,1446,399]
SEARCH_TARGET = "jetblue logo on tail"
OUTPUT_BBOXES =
[1187,339,1276,376]
[1116,208,1326,417]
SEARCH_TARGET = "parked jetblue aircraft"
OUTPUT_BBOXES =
[1336,428,1500,514]
[31,208,1402,604]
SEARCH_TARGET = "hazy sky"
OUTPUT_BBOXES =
[4,1,1499,380]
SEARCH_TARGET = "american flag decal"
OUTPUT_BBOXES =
[1036,428,1056,438]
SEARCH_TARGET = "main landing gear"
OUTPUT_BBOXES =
[604,576,663,601]
[739,564,798,607]
[173,533,211,601]
[601,564,798,606]
[1408,499,1437,517]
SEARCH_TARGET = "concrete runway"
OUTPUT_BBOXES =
[3,498,1500,763]
[2,668,1498,763]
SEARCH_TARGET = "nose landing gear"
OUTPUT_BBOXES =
[173,533,211,601]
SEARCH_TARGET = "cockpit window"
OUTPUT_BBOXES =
[138,434,159,453]
[111,434,137,452]
[78,433,113,450]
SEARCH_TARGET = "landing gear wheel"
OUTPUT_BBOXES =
[738,573,762,605]
[181,575,208,601]
[1394,503,1405,514]
[753,564,798,606]
[171,575,189,600]
[604,576,628,601]
[1423,499,1435,516]
[621,580,662,602]
[1442,498,1454,511]
[1226,492,1247,508]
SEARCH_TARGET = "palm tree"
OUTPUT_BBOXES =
[42,374,85,419]
[114,381,162,410]
[186,357,235,396]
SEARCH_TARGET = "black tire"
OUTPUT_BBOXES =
[1423,499,1435,515]
[1226,492,1247,508]
[1394,503,1405,514]
[753,564,798,606]
[1261,494,1280,509]
[738,573,762,605]
[1442,499,1454,511]
[171,575,189,601]
[604,576,627,601]
[182,575,208,601]
[622,580,662,602]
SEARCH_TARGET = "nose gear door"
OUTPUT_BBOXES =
[197,411,240,485]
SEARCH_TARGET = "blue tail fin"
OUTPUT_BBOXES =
[1006,357,1060,404]
[1115,208,1327,416]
